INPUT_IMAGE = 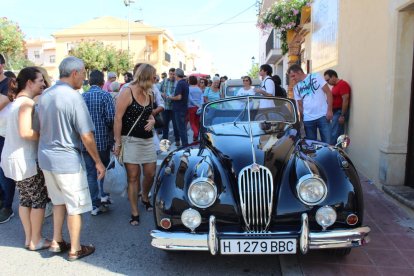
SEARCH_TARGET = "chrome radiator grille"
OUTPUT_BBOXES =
[238,164,274,232]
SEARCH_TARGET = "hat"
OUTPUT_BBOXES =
[108,72,117,79]
[175,68,186,78]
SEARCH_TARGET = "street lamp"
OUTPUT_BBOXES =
[123,0,135,56]
[251,56,256,66]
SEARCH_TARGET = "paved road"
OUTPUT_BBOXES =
[0,142,285,275]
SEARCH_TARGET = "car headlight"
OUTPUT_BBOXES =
[181,208,201,231]
[188,177,217,208]
[315,206,337,230]
[296,174,327,205]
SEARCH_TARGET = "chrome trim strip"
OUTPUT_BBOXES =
[208,216,218,255]
[300,213,309,254]
[151,216,370,254]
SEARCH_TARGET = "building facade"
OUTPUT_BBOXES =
[259,0,414,188]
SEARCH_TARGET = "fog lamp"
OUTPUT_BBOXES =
[181,208,201,231]
[315,206,337,230]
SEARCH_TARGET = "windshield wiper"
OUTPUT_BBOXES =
[233,100,248,126]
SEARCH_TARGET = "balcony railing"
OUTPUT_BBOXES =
[265,29,283,64]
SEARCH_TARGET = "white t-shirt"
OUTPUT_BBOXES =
[236,87,255,96]
[293,73,328,121]
[259,76,275,108]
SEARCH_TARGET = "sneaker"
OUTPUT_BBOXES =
[90,205,108,216]
[100,195,113,205]
[0,208,14,224]
[44,202,53,218]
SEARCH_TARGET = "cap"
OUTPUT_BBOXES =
[108,72,117,79]
[175,68,186,78]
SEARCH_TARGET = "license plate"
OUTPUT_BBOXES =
[220,239,296,255]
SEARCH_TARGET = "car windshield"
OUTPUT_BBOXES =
[202,96,296,127]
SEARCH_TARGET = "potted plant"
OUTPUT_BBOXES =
[257,0,310,54]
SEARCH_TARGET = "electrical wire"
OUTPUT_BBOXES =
[176,2,257,35]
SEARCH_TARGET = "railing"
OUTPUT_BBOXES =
[265,29,282,57]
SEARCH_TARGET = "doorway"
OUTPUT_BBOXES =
[405,46,414,187]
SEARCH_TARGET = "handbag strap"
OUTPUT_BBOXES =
[126,87,146,137]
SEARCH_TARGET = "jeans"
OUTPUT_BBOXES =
[303,116,331,144]
[0,136,15,209]
[174,110,188,146]
[331,109,346,145]
[162,110,179,141]
[83,148,111,207]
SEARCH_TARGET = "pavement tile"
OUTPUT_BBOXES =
[298,251,339,264]
[363,219,383,234]
[337,248,374,266]
[364,233,397,249]
[364,248,411,268]
[339,265,380,276]
[400,250,414,269]
[301,263,342,276]
[376,267,414,276]
[388,233,414,250]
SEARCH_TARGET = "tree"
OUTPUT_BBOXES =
[70,41,107,76]
[104,45,132,76]
[70,41,132,77]
[247,63,260,79]
[0,17,32,70]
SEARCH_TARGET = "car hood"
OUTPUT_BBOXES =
[204,124,297,176]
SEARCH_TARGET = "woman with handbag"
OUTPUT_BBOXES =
[113,63,156,226]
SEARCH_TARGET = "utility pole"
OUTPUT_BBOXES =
[123,0,135,56]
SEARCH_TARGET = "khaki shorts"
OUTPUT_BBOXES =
[43,167,92,215]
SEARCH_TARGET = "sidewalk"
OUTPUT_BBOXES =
[298,175,414,276]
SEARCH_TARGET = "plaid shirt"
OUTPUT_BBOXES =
[159,78,176,110]
[82,85,115,151]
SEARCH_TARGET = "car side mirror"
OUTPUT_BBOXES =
[336,135,350,149]
[159,139,171,152]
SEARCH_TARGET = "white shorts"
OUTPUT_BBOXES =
[42,167,92,215]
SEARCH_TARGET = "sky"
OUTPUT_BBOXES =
[2,0,260,79]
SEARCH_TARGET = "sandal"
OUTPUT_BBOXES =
[129,214,140,226]
[141,199,153,211]
[49,240,71,253]
[29,237,51,251]
[68,244,95,261]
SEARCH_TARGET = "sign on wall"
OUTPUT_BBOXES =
[311,0,339,71]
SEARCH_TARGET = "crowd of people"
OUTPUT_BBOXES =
[0,52,350,262]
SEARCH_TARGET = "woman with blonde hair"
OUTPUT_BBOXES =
[113,63,156,226]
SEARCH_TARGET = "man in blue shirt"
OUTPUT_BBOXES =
[167,68,189,146]
[160,68,180,146]
[37,56,105,261]
[82,70,115,215]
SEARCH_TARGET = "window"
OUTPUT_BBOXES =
[34,50,40,59]
[49,55,55,63]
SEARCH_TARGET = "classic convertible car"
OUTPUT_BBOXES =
[151,96,370,256]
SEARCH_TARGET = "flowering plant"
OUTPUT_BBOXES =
[257,0,310,54]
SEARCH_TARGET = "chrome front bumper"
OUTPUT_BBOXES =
[150,214,371,255]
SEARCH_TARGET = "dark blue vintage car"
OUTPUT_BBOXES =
[150,96,370,256]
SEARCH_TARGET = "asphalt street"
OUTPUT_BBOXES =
[0,140,286,276]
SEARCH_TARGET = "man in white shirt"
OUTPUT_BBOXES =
[288,64,333,143]
[255,64,275,109]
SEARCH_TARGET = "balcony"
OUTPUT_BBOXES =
[265,29,283,64]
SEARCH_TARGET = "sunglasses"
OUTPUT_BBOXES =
[243,79,250,82]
